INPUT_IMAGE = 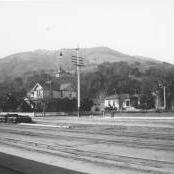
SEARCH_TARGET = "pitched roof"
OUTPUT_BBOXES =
[105,94,119,100]
[119,94,130,99]
[105,94,130,100]
[31,83,42,91]
[60,83,75,91]
[31,81,76,92]
[31,82,60,91]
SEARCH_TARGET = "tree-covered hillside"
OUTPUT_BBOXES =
[0,47,164,82]
[0,61,174,111]
[0,46,174,111]
[81,61,174,109]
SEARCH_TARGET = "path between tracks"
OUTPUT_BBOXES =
[0,115,174,174]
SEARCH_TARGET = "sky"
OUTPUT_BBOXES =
[0,0,174,64]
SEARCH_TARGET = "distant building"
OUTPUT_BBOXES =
[105,94,120,109]
[27,82,76,101]
[59,83,76,99]
[104,94,138,111]
[152,92,164,110]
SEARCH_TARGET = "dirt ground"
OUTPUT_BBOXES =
[0,114,174,174]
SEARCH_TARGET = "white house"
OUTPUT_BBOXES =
[104,95,119,109]
[28,83,46,100]
[104,94,132,110]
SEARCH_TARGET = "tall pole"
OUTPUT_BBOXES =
[58,46,83,117]
[76,45,80,117]
[164,86,166,110]
[156,94,159,109]
[56,49,63,78]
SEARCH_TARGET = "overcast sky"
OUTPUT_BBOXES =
[0,0,174,64]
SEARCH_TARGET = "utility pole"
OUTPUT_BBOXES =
[58,46,84,117]
[159,81,167,110]
[163,86,166,110]
[56,49,63,78]
[72,45,84,117]
[77,46,80,117]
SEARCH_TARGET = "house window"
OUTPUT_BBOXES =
[36,90,42,98]
[37,90,39,97]
[126,100,130,106]
[61,91,63,97]
[38,90,41,97]
[108,100,111,106]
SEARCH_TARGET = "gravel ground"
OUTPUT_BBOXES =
[0,165,22,174]
[0,152,86,174]
[0,114,174,174]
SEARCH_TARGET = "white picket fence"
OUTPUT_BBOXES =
[0,112,69,118]
[0,112,35,118]
[36,112,70,117]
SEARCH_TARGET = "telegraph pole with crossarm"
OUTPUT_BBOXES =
[59,46,84,117]
[72,45,84,117]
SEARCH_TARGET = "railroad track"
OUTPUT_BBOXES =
[0,136,174,174]
[0,124,174,173]
[0,125,174,151]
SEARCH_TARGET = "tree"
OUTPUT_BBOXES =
[3,93,19,112]
[80,98,94,111]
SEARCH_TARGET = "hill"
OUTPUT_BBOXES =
[0,46,171,81]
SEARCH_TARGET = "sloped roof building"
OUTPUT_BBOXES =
[27,82,76,100]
